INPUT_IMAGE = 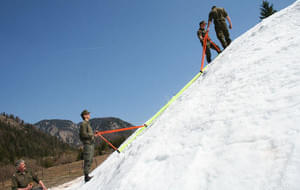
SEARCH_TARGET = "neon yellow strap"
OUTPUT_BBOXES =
[118,126,147,152]
[118,66,208,152]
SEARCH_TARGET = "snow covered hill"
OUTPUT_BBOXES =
[53,1,300,190]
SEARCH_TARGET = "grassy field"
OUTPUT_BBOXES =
[1,154,110,190]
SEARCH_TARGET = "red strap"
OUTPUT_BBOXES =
[95,125,146,153]
[208,38,221,53]
[98,134,119,152]
[96,125,145,135]
[200,32,209,72]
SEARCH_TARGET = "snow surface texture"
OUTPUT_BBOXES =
[53,1,300,190]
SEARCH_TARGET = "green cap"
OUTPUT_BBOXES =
[81,110,90,117]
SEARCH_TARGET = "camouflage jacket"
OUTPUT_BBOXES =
[79,120,95,144]
[11,170,40,190]
[209,7,228,25]
[197,28,206,41]
[197,28,211,45]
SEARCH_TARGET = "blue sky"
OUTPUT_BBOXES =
[0,0,295,125]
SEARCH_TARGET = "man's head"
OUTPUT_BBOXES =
[81,110,91,121]
[199,20,206,29]
[212,6,216,10]
[15,159,26,172]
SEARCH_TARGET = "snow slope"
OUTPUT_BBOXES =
[53,1,300,190]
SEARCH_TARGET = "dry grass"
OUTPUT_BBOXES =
[0,154,110,190]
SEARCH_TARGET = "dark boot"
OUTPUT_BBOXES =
[85,174,93,182]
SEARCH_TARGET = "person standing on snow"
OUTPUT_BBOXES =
[197,20,221,63]
[79,110,97,183]
[207,6,233,49]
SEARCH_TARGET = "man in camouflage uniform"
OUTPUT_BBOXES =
[197,20,221,63]
[79,110,96,182]
[11,160,47,190]
[207,6,233,49]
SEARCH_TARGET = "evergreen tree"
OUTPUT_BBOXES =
[260,1,277,20]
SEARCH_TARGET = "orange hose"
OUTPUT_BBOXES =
[98,134,120,153]
[95,125,146,153]
[200,32,208,72]
[96,125,145,135]
[208,38,221,53]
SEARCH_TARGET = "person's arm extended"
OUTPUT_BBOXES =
[207,21,210,30]
[207,21,211,32]
[207,11,213,32]
[226,16,232,29]
[39,180,47,190]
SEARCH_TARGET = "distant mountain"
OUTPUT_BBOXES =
[34,119,80,146]
[34,117,134,147]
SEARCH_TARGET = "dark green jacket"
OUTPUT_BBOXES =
[197,28,211,46]
[79,120,95,144]
[209,7,228,26]
[11,170,40,190]
[197,28,207,42]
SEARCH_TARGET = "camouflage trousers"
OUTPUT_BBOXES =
[83,143,94,175]
[215,22,231,49]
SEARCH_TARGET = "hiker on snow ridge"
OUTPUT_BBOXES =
[207,6,233,49]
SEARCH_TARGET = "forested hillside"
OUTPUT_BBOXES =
[0,113,76,166]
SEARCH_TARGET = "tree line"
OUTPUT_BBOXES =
[0,116,76,165]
